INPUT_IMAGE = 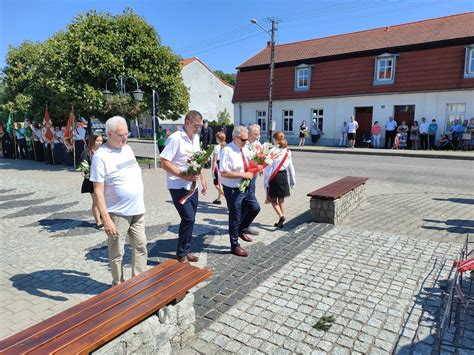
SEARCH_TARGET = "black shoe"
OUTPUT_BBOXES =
[274,217,285,228]
[212,199,222,205]
[95,224,104,230]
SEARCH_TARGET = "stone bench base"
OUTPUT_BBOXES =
[310,183,366,224]
[93,293,195,355]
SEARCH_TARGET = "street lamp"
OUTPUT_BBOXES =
[251,18,277,142]
[152,90,160,169]
[103,76,144,137]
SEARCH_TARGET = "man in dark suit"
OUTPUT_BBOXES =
[200,119,213,168]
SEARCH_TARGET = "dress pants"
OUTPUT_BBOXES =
[420,134,428,150]
[169,188,198,259]
[385,130,396,148]
[108,213,148,286]
[223,184,261,249]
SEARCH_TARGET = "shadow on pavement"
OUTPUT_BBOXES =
[422,219,474,235]
[10,269,109,301]
[0,158,75,172]
[433,197,474,205]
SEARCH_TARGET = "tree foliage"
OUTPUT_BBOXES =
[1,9,189,125]
[214,70,236,86]
[217,108,232,125]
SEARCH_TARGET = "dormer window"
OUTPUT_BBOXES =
[465,45,474,78]
[374,53,397,85]
[295,64,311,91]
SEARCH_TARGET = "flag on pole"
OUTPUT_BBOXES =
[42,107,55,143]
[6,112,14,134]
[63,110,74,151]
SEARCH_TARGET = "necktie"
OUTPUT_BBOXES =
[240,149,248,171]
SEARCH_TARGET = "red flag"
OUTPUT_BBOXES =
[42,108,55,143]
[64,110,74,143]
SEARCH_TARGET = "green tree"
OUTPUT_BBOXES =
[214,70,236,86]
[1,9,189,126]
[217,108,232,125]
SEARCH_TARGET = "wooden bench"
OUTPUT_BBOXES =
[0,260,212,354]
[307,176,368,224]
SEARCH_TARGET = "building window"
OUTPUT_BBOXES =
[283,109,294,132]
[311,109,324,131]
[295,65,311,90]
[256,110,267,131]
[374,54,396,85]
[465,45,474,78]
[445,103,466,132]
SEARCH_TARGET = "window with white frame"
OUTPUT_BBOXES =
[295,65,311,90]
[256,110,267,131]
[465,45,474,78]
[374,54,396,84]
[311,109,324,131]
[283,109,294,132]
[445,103,466,132]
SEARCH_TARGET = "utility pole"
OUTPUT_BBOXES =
[267,18,276,143]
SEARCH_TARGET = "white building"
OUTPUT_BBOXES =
[159,57,234,128]
[233,13,474,146]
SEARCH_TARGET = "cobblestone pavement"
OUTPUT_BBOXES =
[1,157,473,354]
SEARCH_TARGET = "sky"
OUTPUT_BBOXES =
[1,0,473,74]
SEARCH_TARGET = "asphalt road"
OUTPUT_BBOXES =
[129,141,473,195]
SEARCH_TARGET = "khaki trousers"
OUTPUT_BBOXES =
[108,213,148,285]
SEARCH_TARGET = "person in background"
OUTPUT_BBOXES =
[347,116,358,148]
[200,119,213,168]
[310,119,322,145]
[157,126,168,154]
[160,110,207,263]
[419,117,429,150]
[298,120,308,147]
[53,126,64,164]
[397,121,409,149]
[264,131,296,229]
[371,121,381,148]
[466,118,474,150]
[81,132,104,229]
[74,119,87,166]
[211,131,226,205]
[385,116,397,149]
[410,121,420,150]
[339,121,349,147]
[90,116,147,286]
[436,134,454,151]
[15,123,28,159]
[428,119,438,150]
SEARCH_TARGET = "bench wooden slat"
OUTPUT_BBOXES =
[0,259,178,353]
[2,262,188,355]
[307,176,368,200]
[59,268,211,354]
[43,268,211,354]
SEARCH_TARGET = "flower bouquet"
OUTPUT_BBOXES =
[238,142,274,192]
[179,145,214,204]
[77,160,90,179]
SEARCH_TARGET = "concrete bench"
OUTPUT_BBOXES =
[307,176,368,224]
[0,260,212,354]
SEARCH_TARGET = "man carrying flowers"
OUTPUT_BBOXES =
[160,110,208,263]
[219,126,261,257]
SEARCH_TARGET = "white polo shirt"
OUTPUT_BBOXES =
[386,120,397,131]
[90,144,145,217]
[348,120,358,133]
[219,142,245,188]
[160,129,200,190]
[419,122,429,134]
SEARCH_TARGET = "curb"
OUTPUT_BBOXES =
[129,139,474,161]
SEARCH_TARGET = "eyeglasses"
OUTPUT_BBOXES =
[112,132,130,138]
[238,137,248,142]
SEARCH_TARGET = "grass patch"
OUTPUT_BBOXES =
[137,157,158,165]
[313,315,336,332]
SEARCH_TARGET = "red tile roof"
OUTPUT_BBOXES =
[180,57,234,88]
[238,12,474,69]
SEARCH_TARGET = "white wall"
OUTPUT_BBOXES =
[159,60,234,126]
[235,89,474,145]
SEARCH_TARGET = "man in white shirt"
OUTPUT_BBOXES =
[220,126,259,257]
[74,120,87,166]
[419,117,429,150]
[90,116,147,286]
[160,110,207,263]
[347,116,359,148]
[385,116,398,149]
